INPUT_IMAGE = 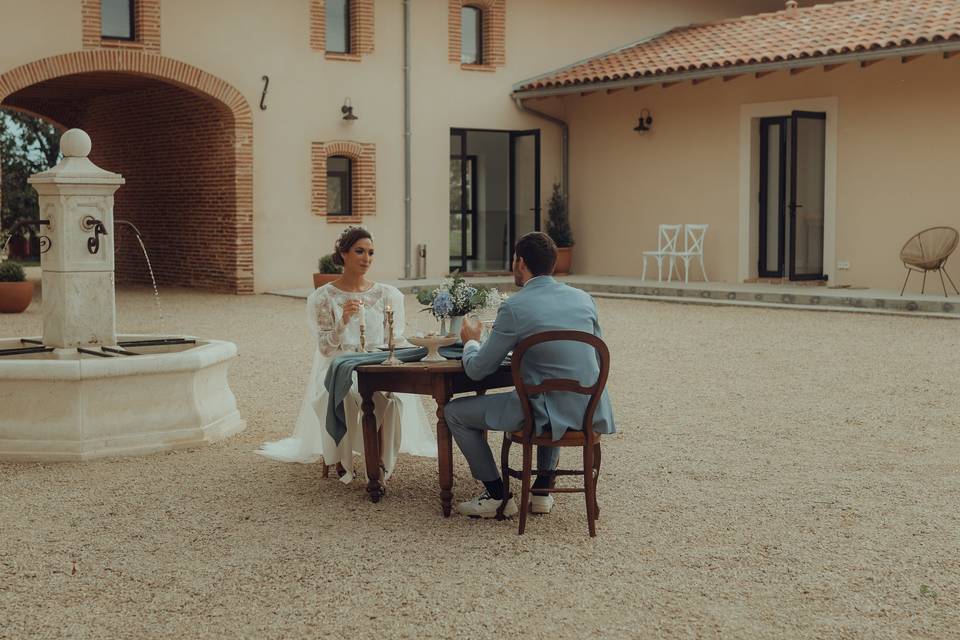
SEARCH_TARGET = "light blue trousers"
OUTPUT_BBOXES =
[444,394,560,482]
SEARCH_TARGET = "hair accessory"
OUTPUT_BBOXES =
[335,225,371,250]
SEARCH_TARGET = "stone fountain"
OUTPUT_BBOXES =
[0,129,244,461]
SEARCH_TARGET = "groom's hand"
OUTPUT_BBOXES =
[460,316,482,344]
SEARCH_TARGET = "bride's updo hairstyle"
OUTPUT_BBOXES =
[333,226,373,266]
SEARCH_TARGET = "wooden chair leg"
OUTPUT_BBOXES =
[321,460,329,478]
[498,435,512,519]
[593,443,602,520]
[518,443,533,535]
[583,442,597,537]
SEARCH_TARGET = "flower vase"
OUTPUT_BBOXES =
[443,315,464,337]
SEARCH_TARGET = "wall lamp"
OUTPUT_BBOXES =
[341,97,358,121]
[633,108,653,133]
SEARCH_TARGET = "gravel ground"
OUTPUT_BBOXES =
[1,287,959,639]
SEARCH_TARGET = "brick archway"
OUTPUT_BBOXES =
[0,51,254,293]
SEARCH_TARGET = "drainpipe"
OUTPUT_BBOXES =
[512,96,569,202]
[402,0,413,278]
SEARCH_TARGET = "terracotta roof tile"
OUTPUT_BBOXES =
[516,0,960,93]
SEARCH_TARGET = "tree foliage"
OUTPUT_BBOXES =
[1,109,61,236]
[546,181,573,248]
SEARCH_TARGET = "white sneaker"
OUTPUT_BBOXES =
[456,491,518,519]
[530,493,555,514]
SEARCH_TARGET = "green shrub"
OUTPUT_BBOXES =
[318,254,343,274]
[0,261,26,282]
[546,182,573,248]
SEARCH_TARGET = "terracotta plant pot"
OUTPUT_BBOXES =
[313,273,340,288]
[554,247,573,275]
[0,281,34,313]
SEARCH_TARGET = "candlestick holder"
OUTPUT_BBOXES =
[383,305,402,365]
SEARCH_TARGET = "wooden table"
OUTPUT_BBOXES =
[356,359,513,517]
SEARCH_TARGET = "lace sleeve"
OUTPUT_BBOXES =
[306,288,346,357]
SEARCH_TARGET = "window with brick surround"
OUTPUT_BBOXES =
[449,0,505,70]
[310,0,375,61]
[312,141,376,223]
[82,0,160,53]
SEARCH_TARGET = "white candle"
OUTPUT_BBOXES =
[357,299,365,329]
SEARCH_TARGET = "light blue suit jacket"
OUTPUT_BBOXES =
[462,276,616,440]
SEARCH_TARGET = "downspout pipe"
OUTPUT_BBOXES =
[402,0,412,278]
[512,96,568,203]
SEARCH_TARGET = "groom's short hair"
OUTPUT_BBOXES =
[514,232,557,276]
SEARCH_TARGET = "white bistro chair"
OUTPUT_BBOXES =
[641,224,682,282]
[671,224,709,284]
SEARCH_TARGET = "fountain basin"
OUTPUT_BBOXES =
[0,334,245,461]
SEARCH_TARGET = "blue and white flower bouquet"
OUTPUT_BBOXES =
[416,272,490,319]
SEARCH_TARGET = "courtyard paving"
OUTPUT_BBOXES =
[1,287,958,639]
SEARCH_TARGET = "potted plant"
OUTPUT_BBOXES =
[416,272,489,337]
[546,182,574,275]
[0,261,33,313]
[312,253,343,288]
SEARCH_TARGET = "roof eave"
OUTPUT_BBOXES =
[512,40,960,100]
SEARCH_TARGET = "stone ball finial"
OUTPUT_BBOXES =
[60,129,92,158]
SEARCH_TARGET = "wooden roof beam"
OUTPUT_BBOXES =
[823,63,847,72]
[722,74,744,82]
[755,70,777,79]
[789,66,812,76]
[860,59,881,68]
[943,51,959,60]
[901,54,923,64]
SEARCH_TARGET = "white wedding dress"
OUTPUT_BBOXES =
[256,282,437,482]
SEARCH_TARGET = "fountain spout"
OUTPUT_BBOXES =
[1,219,50,257]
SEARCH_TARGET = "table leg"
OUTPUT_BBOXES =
[359,385,384,503]
[433,379,453,517]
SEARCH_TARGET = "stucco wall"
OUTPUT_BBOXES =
[0,0,795,291]
[557,53,960,291]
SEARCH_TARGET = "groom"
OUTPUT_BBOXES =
[445,231,616,518]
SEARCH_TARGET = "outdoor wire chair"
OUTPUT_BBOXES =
[899,226,959,297]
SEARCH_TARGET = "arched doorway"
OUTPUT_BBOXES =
[0,51,253,293]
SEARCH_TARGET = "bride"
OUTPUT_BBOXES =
[256,226,437,481]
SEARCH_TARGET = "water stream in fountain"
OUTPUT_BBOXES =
[116,221,164,335]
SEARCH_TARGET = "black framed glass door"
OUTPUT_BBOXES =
[450,128,540,273]
[757,111,826,280]
[789,111,826,281]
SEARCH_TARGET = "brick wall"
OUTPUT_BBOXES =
[80,85,241,291]
[311,140,376,224]
[448,0,506,70]
[0,51,254,293]
[310,0,375,61]
[82,0,162,53]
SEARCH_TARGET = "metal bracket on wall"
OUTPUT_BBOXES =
[260,76,269,111]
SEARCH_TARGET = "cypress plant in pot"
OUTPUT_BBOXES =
[0,260,33,313]
[546,182,574,275]
[312,253,343,288]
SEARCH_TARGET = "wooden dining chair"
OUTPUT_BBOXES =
[498,331,611,537]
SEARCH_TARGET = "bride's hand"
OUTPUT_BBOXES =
[341,299,362,324]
